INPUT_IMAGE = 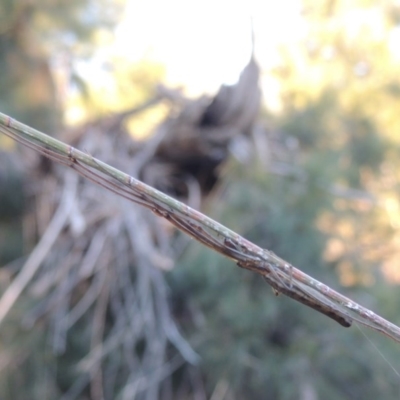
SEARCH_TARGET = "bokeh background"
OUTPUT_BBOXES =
[1,0,400,399]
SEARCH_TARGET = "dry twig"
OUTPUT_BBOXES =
[1,112,400,345]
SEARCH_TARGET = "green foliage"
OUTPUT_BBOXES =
[279,90,339,149]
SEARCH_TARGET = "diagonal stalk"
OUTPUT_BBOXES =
[1,111,400,343]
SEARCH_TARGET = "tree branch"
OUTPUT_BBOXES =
[1,111,400,343]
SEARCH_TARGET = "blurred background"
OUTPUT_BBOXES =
[1,0,400,399]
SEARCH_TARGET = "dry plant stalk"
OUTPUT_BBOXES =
[1,111,400,343]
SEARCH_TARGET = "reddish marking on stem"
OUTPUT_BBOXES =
[264,274,352,328]
[224,238,239,251]
[151,207,170,219]
[236,259,352,328]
